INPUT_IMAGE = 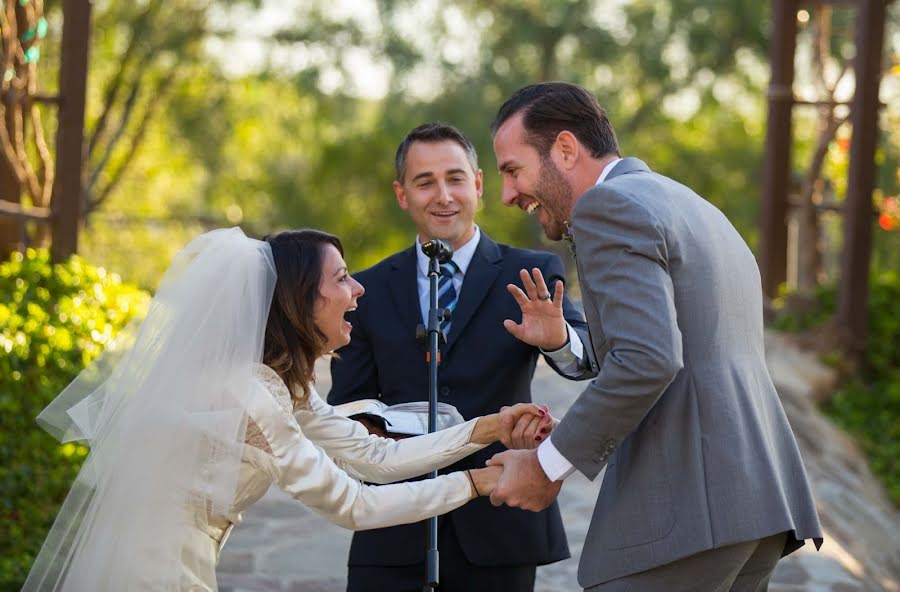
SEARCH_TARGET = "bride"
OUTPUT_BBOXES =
[23,227,552,591]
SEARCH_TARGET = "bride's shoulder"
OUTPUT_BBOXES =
[245,364,297,453]
[253,364,293,415]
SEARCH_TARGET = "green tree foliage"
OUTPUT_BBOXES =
[18,0,900,285]
[269,0,774,257]
[0,249,149,588]
[23,0,784,285]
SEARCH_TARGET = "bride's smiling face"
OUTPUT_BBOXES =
[313,244,364,352]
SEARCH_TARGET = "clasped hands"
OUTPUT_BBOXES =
[470,403,563,512]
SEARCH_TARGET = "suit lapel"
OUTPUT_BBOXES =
[444,234,502,354]
[389,246,422,329]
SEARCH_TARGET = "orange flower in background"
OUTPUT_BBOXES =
[879,196,899,231]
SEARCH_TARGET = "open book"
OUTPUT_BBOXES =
[332,399,466,436]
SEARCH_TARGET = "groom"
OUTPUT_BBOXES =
[487,82,823,591]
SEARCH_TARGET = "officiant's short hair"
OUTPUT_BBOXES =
[394,122,479,183]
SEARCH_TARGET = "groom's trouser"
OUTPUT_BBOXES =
[346,519,537,592]
[585,532,788,592]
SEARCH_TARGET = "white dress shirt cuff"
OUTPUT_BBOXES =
[537,436,576,482]
[540,323,584,376]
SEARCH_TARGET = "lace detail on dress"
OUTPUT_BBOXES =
[244,418,273,454]
[244,364,296,454]
[253,364,295,414]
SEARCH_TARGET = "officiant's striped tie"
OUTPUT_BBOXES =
[438,260,459,334]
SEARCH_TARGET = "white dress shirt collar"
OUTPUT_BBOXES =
[596,157,623,186]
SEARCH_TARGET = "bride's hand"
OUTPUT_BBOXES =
[499,403,555,449]
[468,466,503,497]
[470,403,554,447]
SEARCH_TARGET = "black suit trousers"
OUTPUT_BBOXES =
[346,518,537,592]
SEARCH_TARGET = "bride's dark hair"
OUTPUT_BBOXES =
[262,229,344,400]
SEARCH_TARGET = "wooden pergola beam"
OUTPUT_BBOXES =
[50,0,91,262]
[760,0,798,298]
[0,201,52,222]
[837,0,889,367]
[760,0,892,366]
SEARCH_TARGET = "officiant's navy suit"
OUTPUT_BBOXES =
[328,231,591,591]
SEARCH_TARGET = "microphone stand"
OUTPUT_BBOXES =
[418,241,452,592]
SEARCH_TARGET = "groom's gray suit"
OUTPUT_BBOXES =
[551,157,823,589]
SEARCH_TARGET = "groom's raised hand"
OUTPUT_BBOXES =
[486,449,562,511]
[504,268,568,351]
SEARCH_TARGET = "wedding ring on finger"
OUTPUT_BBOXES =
[538,293,552,301]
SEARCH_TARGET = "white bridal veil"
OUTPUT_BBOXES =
[24,228,276,591]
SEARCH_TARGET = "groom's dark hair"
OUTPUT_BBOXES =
[394,122,479,183]
[491,82,620,159]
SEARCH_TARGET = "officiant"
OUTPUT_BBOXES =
[327,122,594,592]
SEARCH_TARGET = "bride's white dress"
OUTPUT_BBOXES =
[180,364,486,591]
[25,230,487,592]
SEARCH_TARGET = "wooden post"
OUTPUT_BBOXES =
[0,3,27,257]
[837,0,888,367]
[50,0,91,261]
[760,0,798,299]
[0,113,22,257]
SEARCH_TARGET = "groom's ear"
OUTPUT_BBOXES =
[553,131,579,171]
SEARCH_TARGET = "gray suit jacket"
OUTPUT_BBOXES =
[551,158,823,588]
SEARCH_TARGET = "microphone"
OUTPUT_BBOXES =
[421,239,454,263]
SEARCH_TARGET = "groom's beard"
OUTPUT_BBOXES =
[534,157,577,242]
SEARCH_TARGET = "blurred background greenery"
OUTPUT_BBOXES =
[1,0,898,589]
[15,0,895,289]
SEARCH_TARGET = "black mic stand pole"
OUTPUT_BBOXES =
[419,241,452,592]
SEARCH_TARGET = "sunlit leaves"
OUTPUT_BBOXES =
[0,249,149,587]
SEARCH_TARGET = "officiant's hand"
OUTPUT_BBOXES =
[499,404,556,449]
[486,449,562,511]
[504,268,568,351]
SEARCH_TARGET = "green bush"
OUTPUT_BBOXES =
[772,271,900,506]
[0,249,149,590]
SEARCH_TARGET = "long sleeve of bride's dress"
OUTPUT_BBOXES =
[245,378,476,531]
[293,388,487,484]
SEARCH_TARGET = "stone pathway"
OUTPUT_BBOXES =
[218,335,899,592]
